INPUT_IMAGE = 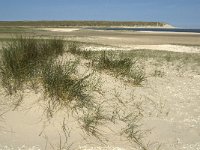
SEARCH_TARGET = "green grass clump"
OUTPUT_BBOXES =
[0,36,64,94]
[97,51,132,76]
[41,60,92,112]
[0,37,39,93]
[80,50,93,59]
[129,69,146,85]
[67,41,94,60]
[96,51,146,85]
[67,41,81,55]
[0,36,94,115]
[38,38,64,58]
[67,46,146,85]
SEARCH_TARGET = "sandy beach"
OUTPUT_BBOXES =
[0,27,200,150]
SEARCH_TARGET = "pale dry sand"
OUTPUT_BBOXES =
[40,28,80,32]
[132,44,200,53]
[136,30,200,35]
[83,44,200,53]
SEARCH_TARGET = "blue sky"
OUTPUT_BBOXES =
[0,0,200,28]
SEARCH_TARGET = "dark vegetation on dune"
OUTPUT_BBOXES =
[67,42,146,86]
[0,36,96,116]
[0,20,166,27]
[0,37,64,93]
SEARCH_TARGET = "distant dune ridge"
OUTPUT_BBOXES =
[0,20,174,28]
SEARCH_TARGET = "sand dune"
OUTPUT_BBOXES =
[0,28,200,150]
